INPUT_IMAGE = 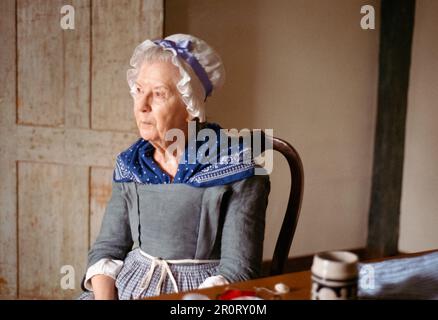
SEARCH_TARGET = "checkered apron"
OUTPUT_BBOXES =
[77,248,220,300]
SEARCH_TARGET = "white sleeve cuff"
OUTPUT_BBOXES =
[198,275,230,289]
[84,258,124,291]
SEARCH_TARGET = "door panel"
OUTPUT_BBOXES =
[0,0,163,299]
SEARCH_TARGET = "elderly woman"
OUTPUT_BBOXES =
[78,34,270,300]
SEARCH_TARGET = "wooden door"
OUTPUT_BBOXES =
[0,0,162,299]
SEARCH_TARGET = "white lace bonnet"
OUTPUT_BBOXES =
[127,34,226,122]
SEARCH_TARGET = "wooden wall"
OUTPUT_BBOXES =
[0,0,163,299]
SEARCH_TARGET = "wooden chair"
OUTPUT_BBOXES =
[253,131,304,276]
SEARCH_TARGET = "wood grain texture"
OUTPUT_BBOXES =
[17,0,65,126]
[64,0,91,129]
[367,0,416,257]
[1,0,163,299]
[16,126,138,167]
[18,162,88,299]
[0,0,18,298]
[90,167,113,246]
[91,0,163,131]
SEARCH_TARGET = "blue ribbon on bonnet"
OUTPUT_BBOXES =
[153,39,213,100]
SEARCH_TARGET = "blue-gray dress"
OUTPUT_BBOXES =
[78,123,270,299]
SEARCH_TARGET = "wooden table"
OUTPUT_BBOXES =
[147,249,438,300]
[148,270,311,300]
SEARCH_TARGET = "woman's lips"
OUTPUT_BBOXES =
[140,121,153,126]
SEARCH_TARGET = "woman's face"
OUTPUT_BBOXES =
[133,60,189,145]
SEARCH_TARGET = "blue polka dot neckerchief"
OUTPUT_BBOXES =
[113,123,256,187]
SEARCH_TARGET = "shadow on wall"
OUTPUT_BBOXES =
[165,0,260,129]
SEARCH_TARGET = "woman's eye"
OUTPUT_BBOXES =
[131,86,142,97]
[154,91,166,99]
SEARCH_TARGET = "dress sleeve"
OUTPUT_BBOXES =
[198,275,230,289]
[83,258,124,291]
[217,174,271,283]
[81,180,133,290]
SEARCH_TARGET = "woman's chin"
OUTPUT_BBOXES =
[139,130,156,141]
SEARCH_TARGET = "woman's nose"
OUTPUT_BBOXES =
[136,95,152,112]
